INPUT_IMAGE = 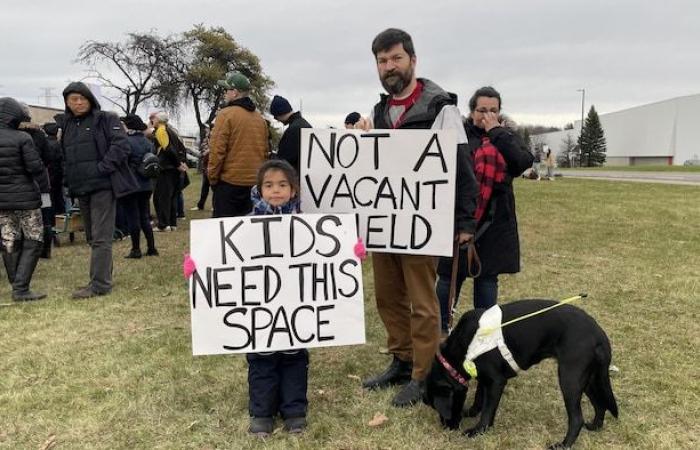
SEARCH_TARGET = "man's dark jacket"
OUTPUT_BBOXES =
[0,97,50,210]
[276,111,311,173]
[61,82,138,198]
[372,78,478,235]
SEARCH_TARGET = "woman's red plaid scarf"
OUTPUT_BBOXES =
[473,136,506,222]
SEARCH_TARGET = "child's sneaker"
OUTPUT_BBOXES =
[284,416,307,434]
[249,417,273,437]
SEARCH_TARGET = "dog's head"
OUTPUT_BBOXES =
[423,353,469,430]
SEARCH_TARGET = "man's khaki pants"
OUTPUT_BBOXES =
[372,252,440,380]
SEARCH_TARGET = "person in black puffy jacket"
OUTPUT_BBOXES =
[0,97,50,301]
[61,81,138,299]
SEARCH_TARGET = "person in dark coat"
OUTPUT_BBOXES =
[43,122,66,217]
[61,81,139,299]
[269,95,312,174]
[0,97,50,301]
[17,107,55,259]
[150,111,186,231]
[120,114,158,258]
[191,125,211,211]
[436,86,534,333]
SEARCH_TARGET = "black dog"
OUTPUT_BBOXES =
[424,299,618,449]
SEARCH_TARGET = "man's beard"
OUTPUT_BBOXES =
[381,66,413,96]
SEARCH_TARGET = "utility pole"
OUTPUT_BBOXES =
[39,87,58,107]
[577,88,585,167]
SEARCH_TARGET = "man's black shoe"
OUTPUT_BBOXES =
[362,356,412,390]
[391,379,424,407]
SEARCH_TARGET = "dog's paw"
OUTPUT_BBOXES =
[584,420,603,431]
[464,426,487,438]
[546,443,570,450]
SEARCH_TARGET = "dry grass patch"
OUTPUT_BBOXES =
[1,174,698,449]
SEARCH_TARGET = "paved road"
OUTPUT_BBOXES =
[561,170,700,186]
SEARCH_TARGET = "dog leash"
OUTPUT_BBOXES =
[447,239,482,329]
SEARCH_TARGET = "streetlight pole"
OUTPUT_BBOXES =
[577,88,585,167]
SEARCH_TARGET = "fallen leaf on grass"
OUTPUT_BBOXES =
[187,420,199,430]
[347,374,361,381]
[40,434,57,450]
[368,412,389,427]
[317,389,325,395]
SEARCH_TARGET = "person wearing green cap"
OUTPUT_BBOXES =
[208,72,269,217]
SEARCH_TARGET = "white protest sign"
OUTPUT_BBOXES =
[300,129,456,256]
[189,213,365,355]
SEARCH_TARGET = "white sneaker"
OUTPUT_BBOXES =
[189,206,202,211]
[154,226,171,232]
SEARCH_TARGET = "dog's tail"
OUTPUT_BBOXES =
[594,344,619,418]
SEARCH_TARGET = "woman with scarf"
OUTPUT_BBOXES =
[436,86,534,335]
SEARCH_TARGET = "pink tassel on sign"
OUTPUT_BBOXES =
[354,237,367,261]
[183,253,197,279]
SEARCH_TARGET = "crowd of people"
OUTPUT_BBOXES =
[0,27,537,438]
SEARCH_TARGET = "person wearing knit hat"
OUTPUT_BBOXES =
[119,114,159,259]
[269,95,292,118]
[269,95,311,173]
[208,71,269,218]
[344,112,361,129]
[120,114,148,132]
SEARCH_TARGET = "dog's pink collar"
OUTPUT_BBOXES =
[436,354,469,387]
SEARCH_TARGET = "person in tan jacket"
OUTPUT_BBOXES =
[208,71,269,217]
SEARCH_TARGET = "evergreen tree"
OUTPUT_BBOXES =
[578,106,607,167]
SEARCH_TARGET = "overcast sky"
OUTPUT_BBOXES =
[2,0,698,134]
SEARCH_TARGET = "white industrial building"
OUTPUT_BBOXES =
[537,94,700,166]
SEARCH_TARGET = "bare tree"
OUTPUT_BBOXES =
[77,32,176,114]
[558,133,579,168]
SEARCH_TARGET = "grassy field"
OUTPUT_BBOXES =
[1,174,698,449]
[559,165,700,172]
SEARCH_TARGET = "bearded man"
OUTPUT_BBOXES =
[357,28,478,407]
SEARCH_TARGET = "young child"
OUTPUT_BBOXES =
[247,159,309,437]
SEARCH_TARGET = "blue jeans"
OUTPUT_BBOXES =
[436,267,499,332]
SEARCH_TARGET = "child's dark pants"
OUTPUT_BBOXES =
[247,350,309,419]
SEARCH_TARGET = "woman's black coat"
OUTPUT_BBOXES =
[438,120,533,277]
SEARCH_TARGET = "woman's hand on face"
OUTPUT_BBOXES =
[481,112,501,132]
